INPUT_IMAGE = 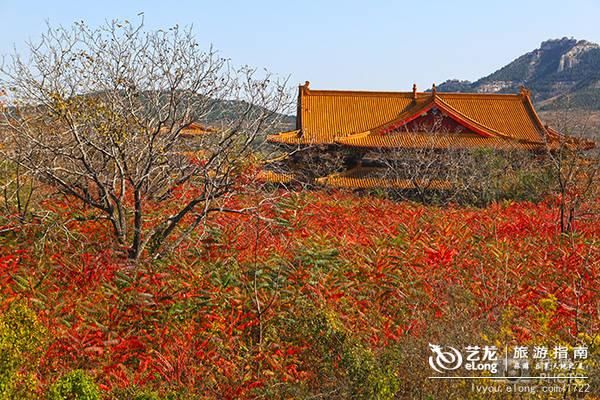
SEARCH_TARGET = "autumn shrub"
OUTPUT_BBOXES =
[47,370,100,400]
[0,301,47,399]
[249,240,402,399]
[0,186,597,398]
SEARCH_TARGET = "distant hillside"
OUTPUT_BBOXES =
[202,98,295,131]
[2,94,296,133]
[437,38,600,110]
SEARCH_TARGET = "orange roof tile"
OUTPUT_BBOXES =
[316,166,453,190]
[336,132,543,150]
[256,170,298,184]
[180,122,217,137]
[159,122,216,137]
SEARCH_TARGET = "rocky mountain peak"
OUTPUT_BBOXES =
[539,37,578,51]
[558,40,600,72]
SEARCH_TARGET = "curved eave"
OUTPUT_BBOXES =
[266,129,302,144]
[256,170,298,184]
[336,132,546,150]
[545,127,596,150]
[266,129,334,146]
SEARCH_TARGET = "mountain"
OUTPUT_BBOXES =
[437,38,600,110]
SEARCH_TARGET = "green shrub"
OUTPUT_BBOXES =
[110,387,161,400]
[132,392,160,400]
[454,150,555,206]
[0,301,47,399]
[47,370,100,400]
[286,306,399,400]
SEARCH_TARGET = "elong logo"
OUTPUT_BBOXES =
[428,344,463,373]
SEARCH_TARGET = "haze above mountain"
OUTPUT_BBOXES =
[437,37,600,110]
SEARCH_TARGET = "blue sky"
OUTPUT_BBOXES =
[1,0,599,91]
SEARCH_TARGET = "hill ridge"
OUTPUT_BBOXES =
[437,37,600,110]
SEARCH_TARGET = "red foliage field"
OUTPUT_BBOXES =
[0,189,598,398]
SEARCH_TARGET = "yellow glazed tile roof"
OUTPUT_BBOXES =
[266,83,565,149]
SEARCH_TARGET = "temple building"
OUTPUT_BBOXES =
[262,82,591,189]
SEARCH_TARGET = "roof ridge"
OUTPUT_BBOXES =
[305,89,414,97]
[520,91,549,134]
[438,92,522,99]
[303,88,523,98]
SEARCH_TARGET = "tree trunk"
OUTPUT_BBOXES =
[129,189,143,260]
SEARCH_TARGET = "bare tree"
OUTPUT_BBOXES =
[372,112,554,205]
[542,104,599,233]
[372,113,498,204]
[0,157,36,223]
[0,19,292,259]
